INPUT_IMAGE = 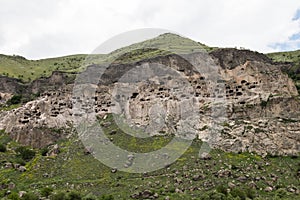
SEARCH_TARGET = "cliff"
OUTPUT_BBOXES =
[0,49,299,156]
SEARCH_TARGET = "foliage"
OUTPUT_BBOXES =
[22,192,39,200]
[0,114,299,200]
[0,143,6,152]
[7,94,22,105]
[40,187,53,197]
[66,191,82,200]
[216,185,228,195]
[50,192,66,200]
[0,33,215,82]
[260,100,268,108]
[83,193,97,200]
[7,192,20,200]
[99,195,114,200]
[40,147,48,156]
[15,146,36,161]
[230,188,246,200]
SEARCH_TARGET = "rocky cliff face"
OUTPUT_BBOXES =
[0,71,75,98]
[0,49,299,156]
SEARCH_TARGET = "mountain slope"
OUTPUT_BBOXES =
[0,34,299,200]
[0,33,214,82]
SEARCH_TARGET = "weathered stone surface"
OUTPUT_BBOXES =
[0,50,299,156]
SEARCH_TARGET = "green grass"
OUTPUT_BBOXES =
[0,54,90,82]
[0,116,299,199]
[104,33,215,63]
[0,33,216,83]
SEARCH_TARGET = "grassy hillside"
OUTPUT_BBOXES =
[0,33,215,83]
[104,33,215,63]
[1,33,300,87]
[0,54,88,82]
[0,115,299,199]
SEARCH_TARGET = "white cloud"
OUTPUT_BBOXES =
[0,0,300,59]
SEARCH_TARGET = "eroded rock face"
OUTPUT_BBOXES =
[0,49,299,155]
[0,85,74,148]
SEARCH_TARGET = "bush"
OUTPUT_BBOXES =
[230,188,246,200]
[7,94,22,105]
[100,195,114,200]
[40,187,53,197]
[66,191,81,200]
[0,135,11,144]
[216,185,228,195]
[245,187,256,199]
[200,191,227,200]
[13,157,26,166]
[260,100,268,108]
[22,192,39,200]
[209,192,226,200]
[0,143,6,152]
[7,192,20,200]
[275,188,288,198]
[40,147,48,156]
[16,146,36,161]
[51,192,66,200]
[83,193,97,200]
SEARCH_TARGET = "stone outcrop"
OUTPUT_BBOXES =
[0,49,299,155]
[0,71,75,98]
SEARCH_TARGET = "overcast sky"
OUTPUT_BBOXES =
[0,0,300,59]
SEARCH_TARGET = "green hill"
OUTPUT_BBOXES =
[1,33,300,87]
[0,33,214,82]
[0,54,87,82]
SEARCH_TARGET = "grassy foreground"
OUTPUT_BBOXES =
[0,115,299,200]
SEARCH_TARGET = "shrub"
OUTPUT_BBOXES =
[198,193,210,200]
[51,192,66,200]
[260,100,268,108]
[169,187,176,193]
[14,157,26,166]
[40,147,48,156]
[216,185,228,195]
[0,143,6,152]
[40,187,53,197]
[16,146,36,161]
[245,187,256,199]
[66,191,82,200]
[100,195,114,200]
[201,191,227,200]
[0,135,12,144]
[22,192,39,200]
[83,193,97,200]
[7,94,22,105]
[209,192,226,200]
[230,188,246,200]
[7,192,20,200]
[275,188,288,198]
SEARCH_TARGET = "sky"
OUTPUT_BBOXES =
[0,0,300,59]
